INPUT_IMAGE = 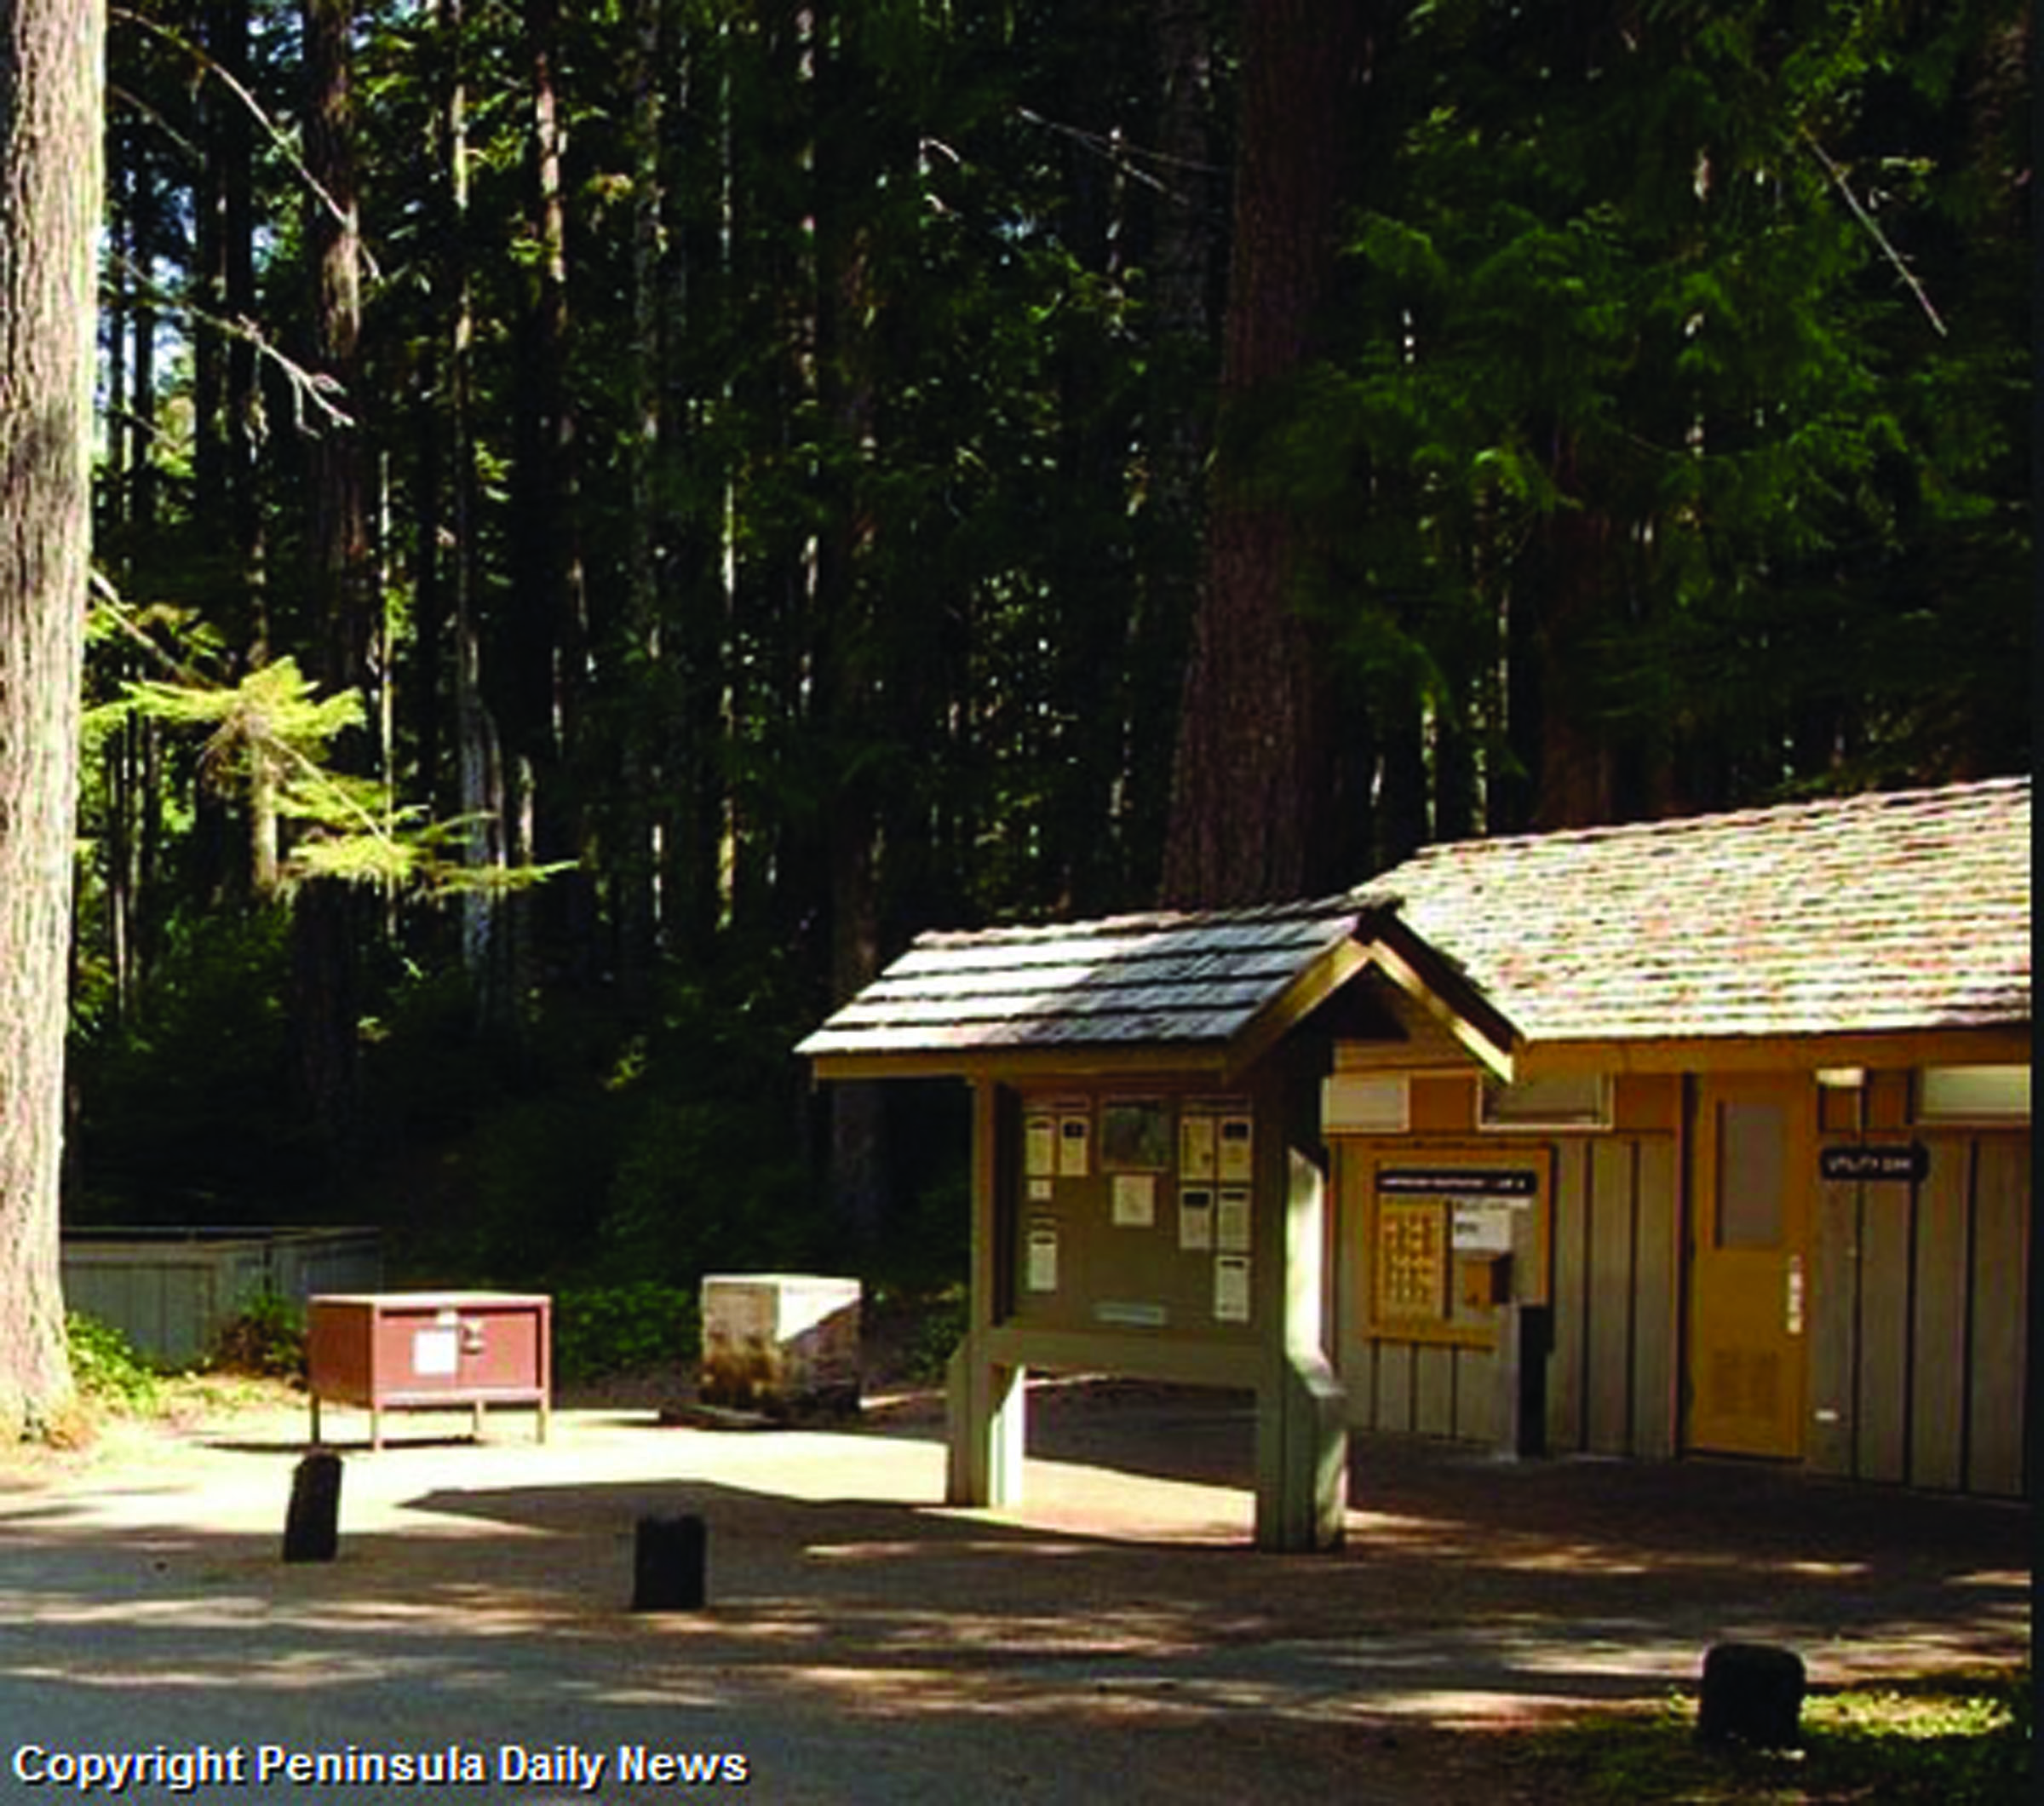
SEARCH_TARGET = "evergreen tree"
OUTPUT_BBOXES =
[2,0,105,1434]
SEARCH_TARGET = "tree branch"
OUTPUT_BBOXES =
[111,6,382,283]
[1800,127,1948,339]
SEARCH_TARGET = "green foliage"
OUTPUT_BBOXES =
[65,0,2023,1344]
[1526,1670,2031,1804]
[99,653,571,898]
[899,1285,967,1385]
[68,908,301,1220]
[66,1314,164,1414]
[591,962,824,1285]
[552,1284,700,1386]
[1299,0,2030,811]
[204,1292,307,1380]
[359,952,827,1291]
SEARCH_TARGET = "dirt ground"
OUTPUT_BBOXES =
[0,1376,2030,1803]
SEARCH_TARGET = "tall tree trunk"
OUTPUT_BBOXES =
[0,0,104,1436]
[128,155,160,540]
[1128,0,1217,894]
[294,0,370,1159]
[505,0,591,988]
[615,0,666,1000]
[663,15,724,959]
[812,5,887,1242]
[1526,433,1615,830]
[416,0,510,1021]
[1158,0,1377,907]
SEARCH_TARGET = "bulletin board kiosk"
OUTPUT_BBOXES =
[801,904,1375,1550]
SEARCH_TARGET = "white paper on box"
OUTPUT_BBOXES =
[1179,1113,1216,1182]
[1179,1186,1214,1251]
[411,1326,459,1377]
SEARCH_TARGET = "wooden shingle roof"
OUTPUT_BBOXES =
[801,777,2030,1078]
[1352,776,2030,1050]
[797,899,1369,1075]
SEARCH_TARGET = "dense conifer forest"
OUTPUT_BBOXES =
[52,0,2032,1302]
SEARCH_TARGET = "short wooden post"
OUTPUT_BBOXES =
[633,1514,707,1611]
[1697,1642,1805,1749]
[283,1450,343,1563]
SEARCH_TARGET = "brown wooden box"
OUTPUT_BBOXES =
[307,1291,551,1449]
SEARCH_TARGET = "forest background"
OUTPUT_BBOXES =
[70,0,2029,1331]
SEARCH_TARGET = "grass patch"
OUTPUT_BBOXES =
[1525,1668,2031,1803]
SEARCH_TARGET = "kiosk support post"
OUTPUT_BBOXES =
[948,1078,1026,1507]
[946,1341,1025,1507]
[1253,1118,1349,1551]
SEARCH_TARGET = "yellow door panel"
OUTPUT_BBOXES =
[1688,1077,1811,1458]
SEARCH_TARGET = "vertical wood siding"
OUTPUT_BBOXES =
[1806,1129,2029,1498]
[1909,1146,1971,1490]
[1630,1139,1679,1459]
[1547,1140,1588,1450]
[1966,1137,2029,1497]
[1343,1132,1677,1461]
[1340,1103,2025,1500]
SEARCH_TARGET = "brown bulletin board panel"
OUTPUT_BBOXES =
[1006,1084,1263,1343]
[1360,1146,1553,1350]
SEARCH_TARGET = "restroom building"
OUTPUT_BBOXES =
[801,778,2030,1546]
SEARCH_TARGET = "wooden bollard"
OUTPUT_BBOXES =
[1697,1642,1805,1749]
[633,1514,707,1611]
[283,1450,344,1563]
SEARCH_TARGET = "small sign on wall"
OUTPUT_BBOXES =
[1450,1200,1519,1255]
[1820,1143,1929,1183]
[1379,1167,1538,1199]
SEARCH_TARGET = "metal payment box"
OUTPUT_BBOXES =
[307,1291,552,1449]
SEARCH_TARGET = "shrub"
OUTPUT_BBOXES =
[902,1285,968,1383]
[66,1313,164,1413]
[205,1292,307,1379]
[553,1282,700,1384]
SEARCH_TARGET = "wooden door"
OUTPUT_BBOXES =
[1687,1075,1811,1458]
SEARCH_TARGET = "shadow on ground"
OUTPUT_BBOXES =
[0,1381,2027,1804]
